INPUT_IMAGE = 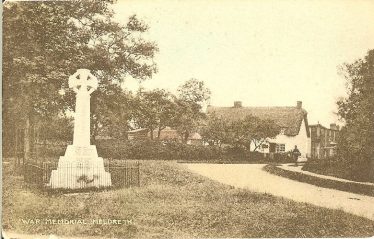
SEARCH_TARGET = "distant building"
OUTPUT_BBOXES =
[309,123,340,159]
[207,101,311,159]
[127,127,203,145]
[187,132,203,146]
[150,127,180,141]
[127,128,149,141]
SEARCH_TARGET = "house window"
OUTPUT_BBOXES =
[276,144,285,153]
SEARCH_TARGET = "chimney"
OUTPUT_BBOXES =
[296,101,302,109]
[234,101,242,108]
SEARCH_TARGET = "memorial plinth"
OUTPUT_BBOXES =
[49,69,111,189]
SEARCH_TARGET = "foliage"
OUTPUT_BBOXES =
[91,85,133,141]
[177,78,211,103]
[174,79,211,142]
[96,139,221,160]
[173,98,206,143]
[36,116,74,143]
[302,157,373,183]
[130,79,211,143]
[3,1,158,158]
[201,113,230,147]
[202,114,280,151]
[132,89,176,139]
[92,139,292,163]
[336,49,374,179]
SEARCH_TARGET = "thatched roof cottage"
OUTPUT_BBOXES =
[207,101,311,159]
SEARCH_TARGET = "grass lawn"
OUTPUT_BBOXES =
[3,160,374,238]
[263,164,374,197]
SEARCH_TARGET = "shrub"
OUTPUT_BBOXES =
[96,139,224,161]
[302,157,373,183]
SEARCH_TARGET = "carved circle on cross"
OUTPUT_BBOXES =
[68,69,98,95]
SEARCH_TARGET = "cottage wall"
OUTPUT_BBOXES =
[252,118,311,158]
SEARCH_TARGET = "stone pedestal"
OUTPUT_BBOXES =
[48,145,111,189]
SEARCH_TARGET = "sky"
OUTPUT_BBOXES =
[112,0,374,126]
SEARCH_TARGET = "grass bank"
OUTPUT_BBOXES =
[263,164,374,197]
[3,160,374,238]
[302,159,374,183]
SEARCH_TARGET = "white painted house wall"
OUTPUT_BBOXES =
[253,118,311,158]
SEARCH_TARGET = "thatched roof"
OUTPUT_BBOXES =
[207,103,310,137]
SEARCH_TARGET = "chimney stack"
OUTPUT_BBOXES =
[297,101,302,109]
[234,101,242,108]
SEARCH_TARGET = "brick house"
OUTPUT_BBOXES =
[309,123,340,159]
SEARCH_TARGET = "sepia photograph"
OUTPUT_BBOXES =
[2,0,374,238]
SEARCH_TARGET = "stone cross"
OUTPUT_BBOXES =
[69,69,98,95]
[69,69,98,146]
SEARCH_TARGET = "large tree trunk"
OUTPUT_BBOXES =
[183,131,189,144]
[23,115,32,164]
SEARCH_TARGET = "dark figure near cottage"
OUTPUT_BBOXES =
[292,145,301,166]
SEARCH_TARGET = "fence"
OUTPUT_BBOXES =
[23,161,140,191]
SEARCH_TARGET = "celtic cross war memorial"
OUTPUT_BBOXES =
[49,69,112,189]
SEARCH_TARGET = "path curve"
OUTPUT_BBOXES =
[184,163,374,221]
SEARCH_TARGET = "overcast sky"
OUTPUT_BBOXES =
[113,0,374,126]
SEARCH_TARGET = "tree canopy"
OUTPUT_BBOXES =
[132,89,176,139]
[202,114,280,151]
[3,1,158,158]
[174,79,211,142]
[337,49,374,171]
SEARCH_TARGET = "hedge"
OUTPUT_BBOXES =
[302,157,374,183]
[264,164,374,196]
[95,139,294,163]
[19,139,295,163]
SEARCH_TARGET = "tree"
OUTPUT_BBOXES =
[3,1,158,160]
[132,89,176,139]
[336,49,374,179]
[227,115,258,150]
[91,85,133,141]
[250,118,281,151]
[174,79,211,143]
[36,116,74,144]
[201,114,230,147]
[205,115,280,151]
[177,78,211,103]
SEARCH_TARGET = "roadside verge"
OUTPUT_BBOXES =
[263,164,374,197]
